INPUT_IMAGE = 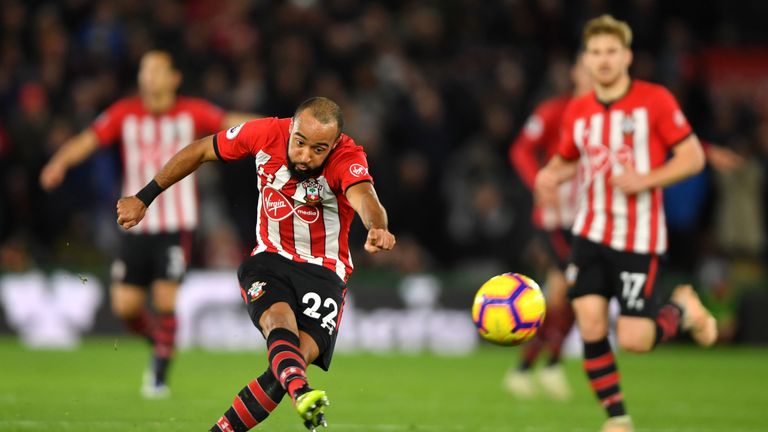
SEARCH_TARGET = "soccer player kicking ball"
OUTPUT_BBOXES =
[535,15,717,432]
[117,97,395,431]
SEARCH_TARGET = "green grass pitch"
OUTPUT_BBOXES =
[0,337,766,431]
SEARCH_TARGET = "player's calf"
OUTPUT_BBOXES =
[616,318,655,353]
[210,369,286,432]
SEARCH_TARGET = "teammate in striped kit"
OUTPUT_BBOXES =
[116,97,395,431]
[505,55,592,401]
[40,51,254,398]
[534,15,717,432]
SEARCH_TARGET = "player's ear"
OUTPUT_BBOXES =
[333,133,341,148]
[171,70,182,89]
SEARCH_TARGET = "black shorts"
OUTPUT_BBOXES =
[566,237,663,318]
[535,228,573,270]
[111,232,190,287]
[238,252,347,371]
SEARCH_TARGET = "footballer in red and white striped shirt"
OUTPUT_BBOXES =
[40,50,256,398]
[213,116,373,282]
[116,97,395,430]
[534,15,717,432]
[559,79,691,255]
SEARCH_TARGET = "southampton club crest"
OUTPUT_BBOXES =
[247,281,266,302]
[302,178,323,205]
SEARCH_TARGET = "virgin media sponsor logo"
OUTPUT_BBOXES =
[584,144,634,178]
[263,187,320,224]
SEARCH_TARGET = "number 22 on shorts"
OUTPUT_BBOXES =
[301,292,339,335]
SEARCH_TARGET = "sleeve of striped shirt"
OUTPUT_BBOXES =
[510,110,546,189]
[214,117,277,161]
[91,100,126,147]
[190,99,226,135]
[556,102,580,161]
[326,140,373,192]
[654,87,693,148]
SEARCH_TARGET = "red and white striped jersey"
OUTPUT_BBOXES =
[558,80,693,255]
[510,94,578,230]
[214,117,373,282]
[92,97,225,234]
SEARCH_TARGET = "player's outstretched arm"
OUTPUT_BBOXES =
[116,134,219,230]
[703,142,744,172]
[39,129,100,191]
[345,181,396,254]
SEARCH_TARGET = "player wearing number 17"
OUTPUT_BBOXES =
[535,15,717,432]
[116,97,396,432]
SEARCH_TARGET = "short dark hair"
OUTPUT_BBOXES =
[294,97,344,134]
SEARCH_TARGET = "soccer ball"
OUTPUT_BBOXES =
[471,273,546,346]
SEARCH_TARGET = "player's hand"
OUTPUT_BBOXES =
[706,145,744,172]
[116,196,147,230]
[39,161,67,191]
[364,228,396,254]
[534,169,559,206]
[610,163,649,195]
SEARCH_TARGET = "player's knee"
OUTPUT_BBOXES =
[617,332,653,353]
[111,299,139,319]
[577,319,608,341]
[259,302,298,336]
[151,281,178,313]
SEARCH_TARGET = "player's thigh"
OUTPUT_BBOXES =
[238,253,300,336]
[610,250,661,319]
[572,294,610,341]
[258,301,299,337]
[291,266,346,371]
[111,282,147,318]
[111,233,153,289]
[566,237,611,314]
[545,267,569,308]
[616,315,656,352]
[151,280,180,313]
[151,233,188,286]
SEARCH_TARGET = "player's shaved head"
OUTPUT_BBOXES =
[583,14,633,48]
[294,97,344,138]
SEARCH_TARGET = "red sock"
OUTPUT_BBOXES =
[266,328,308,401]
[152,312,177,385]
[124,308,153,343]
[584,338,626,418]
[654,303,682,346]
[211,369,286,432]
[544,302,575,364]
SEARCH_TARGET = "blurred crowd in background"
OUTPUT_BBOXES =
[1,0,768,341]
